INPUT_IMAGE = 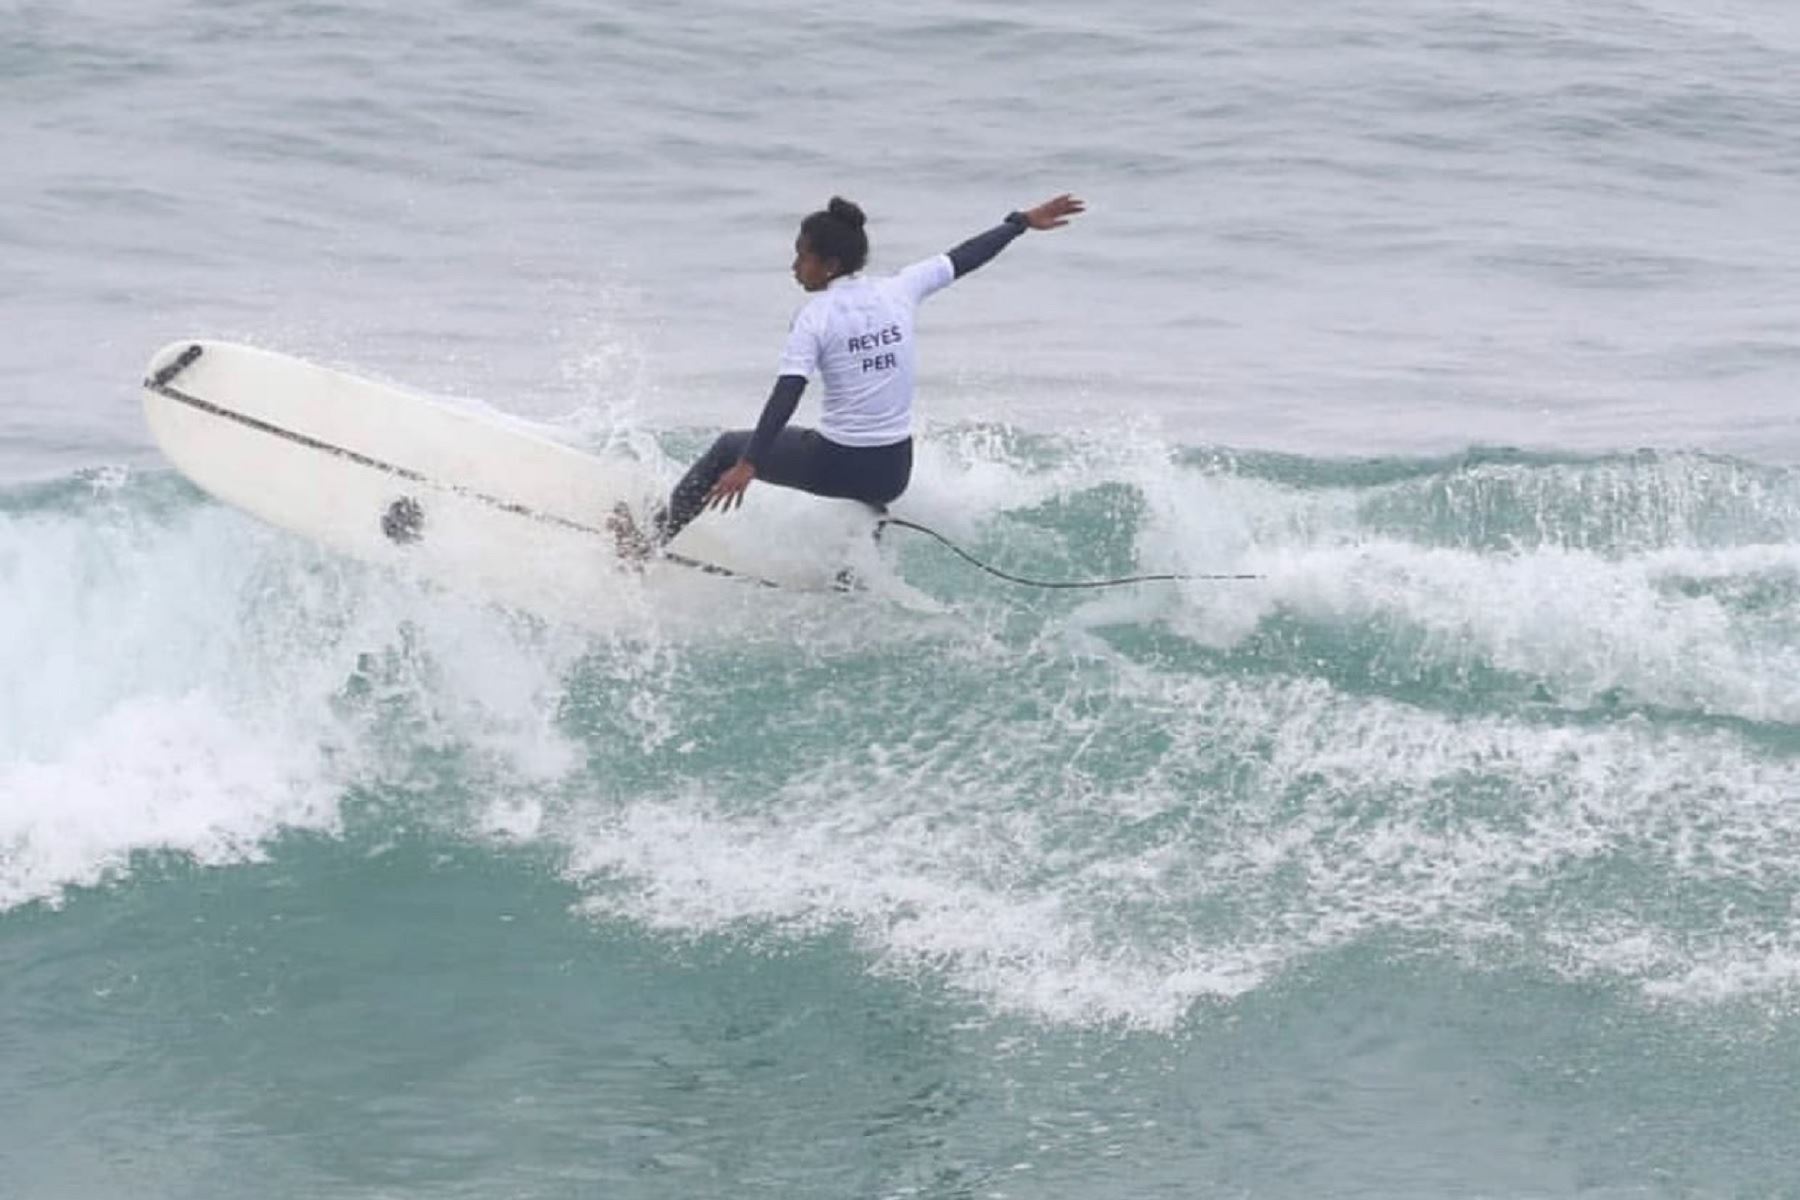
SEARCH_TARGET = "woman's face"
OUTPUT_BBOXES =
[792,234,839,292]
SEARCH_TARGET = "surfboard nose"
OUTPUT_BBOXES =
[145,342,205,389]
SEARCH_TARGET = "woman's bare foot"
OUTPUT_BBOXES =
[605,503,653,568]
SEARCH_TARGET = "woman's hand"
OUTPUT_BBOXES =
[1022,193,1086,230]
[705,459,756,511]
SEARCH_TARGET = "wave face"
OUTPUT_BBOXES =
[8,437,1800,1032]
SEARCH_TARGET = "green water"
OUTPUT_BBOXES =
[6,444,1800,1195]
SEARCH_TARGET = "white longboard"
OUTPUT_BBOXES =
[141,341,880,623]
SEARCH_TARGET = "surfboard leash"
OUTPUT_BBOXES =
[145,344,1258,594]
[874,516,1262,590]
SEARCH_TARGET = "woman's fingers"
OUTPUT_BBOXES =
[1029,194,1086,228]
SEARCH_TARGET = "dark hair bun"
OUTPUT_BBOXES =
[826,196,866,229]
[800,198,871,274]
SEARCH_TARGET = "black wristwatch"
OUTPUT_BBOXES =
[1004,210,1030,231]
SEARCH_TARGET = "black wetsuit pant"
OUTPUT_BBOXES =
[658,428,912,541]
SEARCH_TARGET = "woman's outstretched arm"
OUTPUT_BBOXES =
[946,193,1086,278]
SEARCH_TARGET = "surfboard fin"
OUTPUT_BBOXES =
[381,496,425,544]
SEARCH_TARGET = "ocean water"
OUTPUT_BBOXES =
[6,1,1800,1196]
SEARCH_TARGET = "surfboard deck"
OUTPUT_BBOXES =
[141,340,881,623]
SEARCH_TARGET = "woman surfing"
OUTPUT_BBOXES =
[612,192,1085,558]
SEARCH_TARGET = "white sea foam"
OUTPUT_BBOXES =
[0,693,341,910]
[556,630,1800,1028]
[0,475,588,909]
[1141,458,1800,724]
[8,444,1800,1024]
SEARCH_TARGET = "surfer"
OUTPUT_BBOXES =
[611,193,1085,558]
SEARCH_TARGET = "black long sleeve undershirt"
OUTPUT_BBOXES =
[947,215,1028,278]
[743,373,808,467]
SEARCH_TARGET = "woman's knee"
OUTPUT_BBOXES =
[705,430,752,466]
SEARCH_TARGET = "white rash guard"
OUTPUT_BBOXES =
[775,254,956,447]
